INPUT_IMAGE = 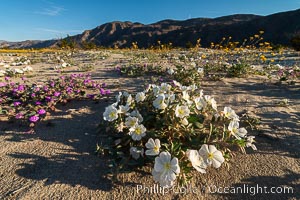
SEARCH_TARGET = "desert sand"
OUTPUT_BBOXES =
[0,50,299,200]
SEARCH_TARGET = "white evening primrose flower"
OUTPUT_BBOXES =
[126,94,133,106]
[103,105,118,122]
[199,144,224,168]
[118,105,130,113]
[153,94,167,110]
[182,91,190,101]
[187,84,198,91]
[130,110,143,122]
[129,124,146,141]
[228,120,247,139]
[0,70,6,77]
[152,85,160,96]
[190,62,196,67]
[125,116,139,128]
[186,149,207,173]
[14,68,24,74]
[165,93,176,104]
[223,107,239,121]
[198,89,204,98]
[160,83,171,93]
[152,151,180,188]
[130,147,144,160]
[197,67,204,73]
[172,80,182,87]
[194,97,207,110]
[167,68,174,75]
[62,62,68,68]
[135,92,146,103]
[115,92,122,103]
[204,95,217,111]
[181,118,189,126]
[23,66,33,72]
[144,84,154,93]
[175,105,190,118]
[145,138,161,156]
[246,136,257,150]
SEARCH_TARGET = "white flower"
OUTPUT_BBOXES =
[118,105,130,113]
[129,124,146,141]
[187,84,198,91]
[144,84,153,93]
[0,70,6,77]
[23,66,33,72]
[190,62,196,67]
[130,147,144,160]
[125,116,138,128]
[181,118,189,126]
[167,68,174,75]
[115,92,122,103]
[130,110,143,122]
[152,85,160,96]
[223,107,239,121]
[197,67,204,73]
[153,94,167,110]
[62,62,68,68]
[145,138,161,156]
[246,136,257,150]
[165,93,176,105]
[204,95,217,111]
[126,94,133,106]
[135,92,146,103]
[159,83,171,93]
[182,91,190,101]
[186,149,207,173]
[14,68,24,74]
[194,97,207,110]
[175,105,190,119]
[152,151,180,188]
[199,144,225,168]
[228,120,247,139]
[103,105,118,121]
[172,80,182,87]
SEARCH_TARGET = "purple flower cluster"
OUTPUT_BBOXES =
[0,73,110,130]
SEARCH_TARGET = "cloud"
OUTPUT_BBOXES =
[35,28,82,34]
[35,5,66,16]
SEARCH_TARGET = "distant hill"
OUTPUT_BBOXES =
[2,8,300,49]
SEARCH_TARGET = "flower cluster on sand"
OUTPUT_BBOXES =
[102,81,256,187]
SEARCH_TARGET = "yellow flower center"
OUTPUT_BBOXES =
[178,108,184,115]
[154,146,159,152]
[208,153,214,159]
[135,127,142,135]
[164,163,171,170]
[109,112,116,118]
[130,121,136,127]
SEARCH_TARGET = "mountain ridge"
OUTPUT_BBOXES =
[1,9,299,49]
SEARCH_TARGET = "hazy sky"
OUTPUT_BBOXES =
[0,0,299,41]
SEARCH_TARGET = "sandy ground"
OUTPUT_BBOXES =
[0,50,299,200]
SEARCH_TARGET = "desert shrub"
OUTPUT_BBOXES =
[115,63,164,77]
[228,63,251,77]
[166,65,204,86]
